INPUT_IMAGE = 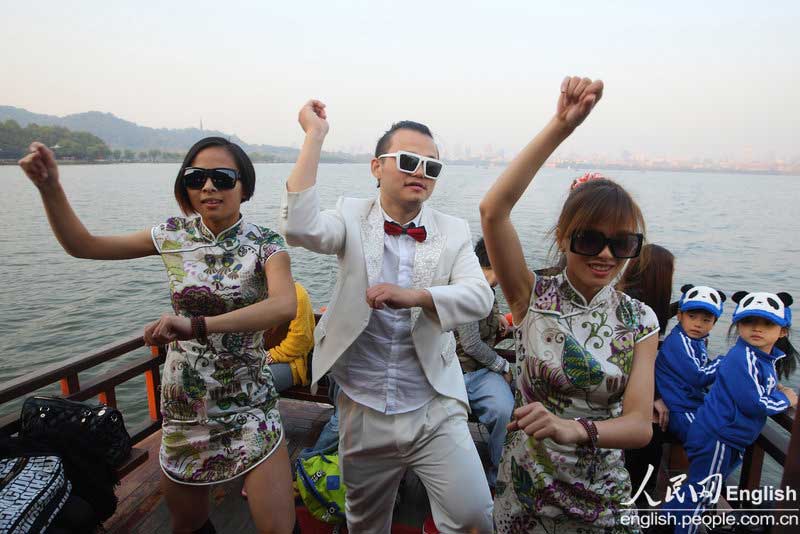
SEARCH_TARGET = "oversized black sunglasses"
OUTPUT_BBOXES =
[570,230,643,259]
[182,167,240,190]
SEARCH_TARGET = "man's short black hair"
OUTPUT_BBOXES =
[474,237,491,269]
[374,120,435,157]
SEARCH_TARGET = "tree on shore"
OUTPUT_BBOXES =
[0,120,110,160]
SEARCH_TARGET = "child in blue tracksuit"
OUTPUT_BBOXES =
[663,290,799,534]
[656,284,726,443]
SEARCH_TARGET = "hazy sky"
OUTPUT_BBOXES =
[2,1,798,160]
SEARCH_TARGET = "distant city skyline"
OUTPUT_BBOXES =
[3,102,797,174]
[2,1,798,163]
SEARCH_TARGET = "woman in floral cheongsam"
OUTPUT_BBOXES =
[20,137,298,533]
[480,77,660,533]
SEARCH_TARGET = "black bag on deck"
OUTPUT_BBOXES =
[20,396,132,468]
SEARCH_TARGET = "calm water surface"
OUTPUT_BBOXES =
[1,163,797,481]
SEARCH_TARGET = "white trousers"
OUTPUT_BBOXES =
[337,392,493,534]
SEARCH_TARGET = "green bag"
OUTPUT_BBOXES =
[295,453,347,524]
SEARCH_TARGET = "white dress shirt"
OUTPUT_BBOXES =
[331,205,437,414]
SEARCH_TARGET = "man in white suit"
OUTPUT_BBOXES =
[279,100,495,533]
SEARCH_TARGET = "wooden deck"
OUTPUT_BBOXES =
[4,333,794,532]
[104,399,492,533]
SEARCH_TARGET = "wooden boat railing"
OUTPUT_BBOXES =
[0,335,165,460]
[0,334,798,511]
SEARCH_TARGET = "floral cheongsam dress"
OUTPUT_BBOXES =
[151,216,287,485]
[494,270,658,533]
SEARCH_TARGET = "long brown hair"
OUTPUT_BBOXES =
[549,178,647,268]
[619,244,675,334]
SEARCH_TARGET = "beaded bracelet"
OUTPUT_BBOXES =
[575,417,599,451]
[575,417,599,483]
[191,316,209,344]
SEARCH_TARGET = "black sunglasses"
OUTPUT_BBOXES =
[182,167,240,190]
[570,230,643,259]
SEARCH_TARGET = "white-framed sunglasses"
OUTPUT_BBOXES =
[377,150,444,179]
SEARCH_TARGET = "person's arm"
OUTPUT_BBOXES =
[19,142,156,259]
[479,77,603,323]
[697,358,722,387]
[286,100,328,194]
[653,398,670,432]
[425,223,494,329]
[269,286,315,364]
[456,321,509,373]
[498,313,512,337]
[659,331,721,389]
[777,384,798,408]
[366,223,493,330]
[601,333,659,447]
[508,332,658,448]
[143,252,297,344]
[729,352,792,417]
[280,100,346,255]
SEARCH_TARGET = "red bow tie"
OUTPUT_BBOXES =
[383,220,427,242]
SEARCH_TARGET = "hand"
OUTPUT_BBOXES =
[606,374,627,394]
[555,76,604,131]
[265,351,275,365]
[787,390,798,408]
[498,314,511,336]
[507,402,586,445]
[18,142,60,190]
[365,284,426,310]
[503,371,513,384]
[143,313,193,346]
[778,384,798,407]
[298,99,329,137]
[653,398,670,432]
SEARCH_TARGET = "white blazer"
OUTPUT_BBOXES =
[279,185,494,407]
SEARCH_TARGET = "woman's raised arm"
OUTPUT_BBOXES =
[286,100,329,193]
[479,77,603,322]
[19,142,156,260]
[19,142,158,260]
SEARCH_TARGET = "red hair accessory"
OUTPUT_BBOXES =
[570,172,607,191]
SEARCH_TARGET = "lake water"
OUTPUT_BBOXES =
[1,163,797,482]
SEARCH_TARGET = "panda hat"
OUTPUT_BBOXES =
[731,291,793,328]
[679,284,726,319]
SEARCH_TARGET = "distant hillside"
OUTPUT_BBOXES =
[0,106,367,163]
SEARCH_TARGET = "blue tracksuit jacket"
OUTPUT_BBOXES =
[655,324,720,414]
[692,337,790,451]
